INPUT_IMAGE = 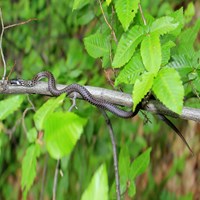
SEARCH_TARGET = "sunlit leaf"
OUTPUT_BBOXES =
[141,33,161,74]
[84,33,110,58]
[115,0,140,31]
[0,95,24,120]
[44,112,87,159]
[112,25,144,68]
[150,16,179,35]
[81,164,108,200]
[33,94,66,130]
[132,72,154,110]
[152,67,184,114]
[72,0,90,10]
[115,53,145,86]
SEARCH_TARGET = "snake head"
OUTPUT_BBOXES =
[9,79,34,87]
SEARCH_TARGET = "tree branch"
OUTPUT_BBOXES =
[1,81,200,122]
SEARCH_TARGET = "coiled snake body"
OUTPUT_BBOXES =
[9,71,140,118]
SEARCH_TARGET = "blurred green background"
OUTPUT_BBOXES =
[0,0,199,199]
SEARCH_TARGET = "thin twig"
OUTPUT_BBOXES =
[53,160,60,200]
[138,3,147,26]
[69,92,78,112]
[98,0,118,43]
[4,18,37,30]
[0,8,7,80]
[100,109,121,200]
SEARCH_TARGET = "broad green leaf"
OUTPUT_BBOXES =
[132,72,154,110]
[21,144,41,199]
[115,53,145,86]
[141,33,161,74]
[33,94,66,130]
[27,128,37,143]
[0,95,24,120]
[119,146,130,193]
[115,0,140,31]
[112,25,144,68]
[130,147,151,179]
[81,164,108,200]
[161,40,175,66]
[84,33,110,58]
[150,16,179,35]
[72,0,89,10]
[44,112,87,159]
[152,68,184,114]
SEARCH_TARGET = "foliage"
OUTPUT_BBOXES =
[0,0,199,199]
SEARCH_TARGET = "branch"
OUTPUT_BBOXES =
[1,81,200,122]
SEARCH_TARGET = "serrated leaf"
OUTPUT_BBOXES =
[0,95,24,120]
[115,53,145,86]
[84,33,110,58]
[129,147,151,179]
[115,0,140,31]
[161,40,175,66]
[152,68,184,114]
[141,33,161,74]
[33,94,66,130]
[167,54,193,82]
[177,19,200,57]
[112,25,144,68]
[44,112,87,159]
[132,72,154,110]
[21,144,41,199]
[169,8,184,36]
[150,16,179,35]
[81,164,108,200]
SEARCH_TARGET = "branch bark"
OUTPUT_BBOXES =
[1,81,200,122]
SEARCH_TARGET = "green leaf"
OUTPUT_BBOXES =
[112,25,144,68]
[115,0,140,31]
[33,94,66,130]
[119,146,130,193]
[115,53,145,86]
[72,0,90,10]
[169,8,184,36]
[152,68,184,114]
[21,144,41,199]
[132,72,154,110]
[106,0,112,6]
[84,33,110,58]
[0,95,24,120]
[44,112,87,159]
[130,147,151,179]
[177,19,200,57]
[161,40,175,66]
[150,16,179,35]
[140,33,161,74]
[184,2,195,24]
[81,164,108,200]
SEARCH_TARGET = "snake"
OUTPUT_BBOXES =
[9,71,141,118]
[9,71,193,154]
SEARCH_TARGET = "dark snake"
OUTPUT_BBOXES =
[9,71,193,154]
[9,71,141,118]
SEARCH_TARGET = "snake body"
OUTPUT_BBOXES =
[10,71,140,118]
